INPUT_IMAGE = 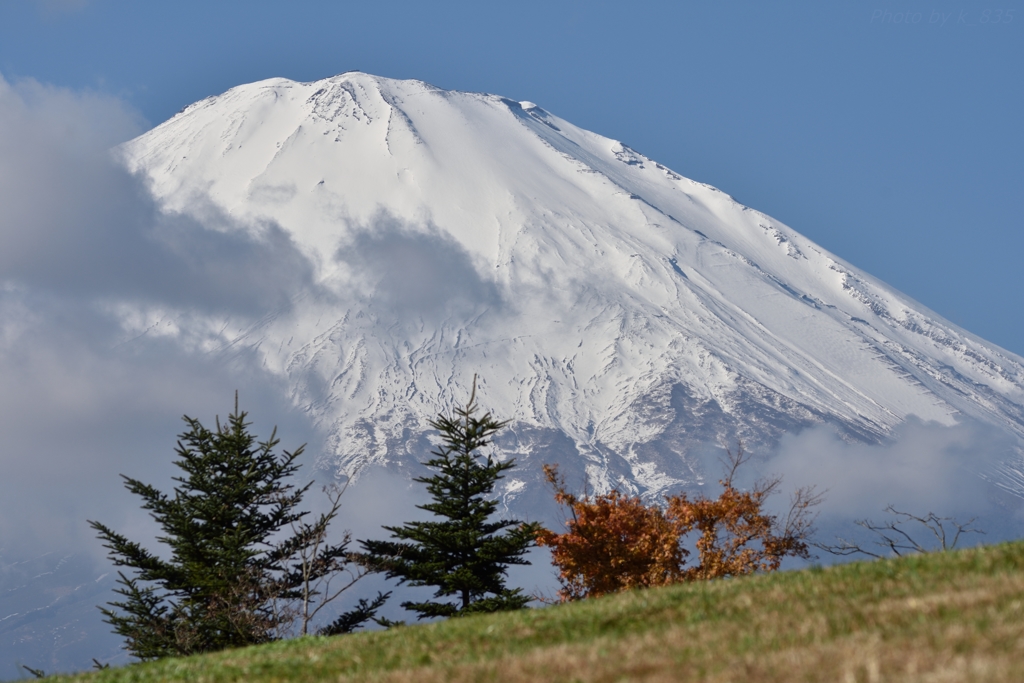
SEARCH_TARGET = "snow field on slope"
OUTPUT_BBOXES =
[120,72,1024,492]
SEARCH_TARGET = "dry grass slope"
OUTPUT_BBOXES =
[52,540,1024,682]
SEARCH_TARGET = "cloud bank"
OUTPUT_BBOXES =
[334,214,505,321]
[0,74,326,560]
[0,74,316,314]
[0,75,326,671]
[748,417,1024,559]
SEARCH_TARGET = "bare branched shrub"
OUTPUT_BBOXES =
[818,505,983,559]
[274,481,390,637]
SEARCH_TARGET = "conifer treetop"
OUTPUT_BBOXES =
[360,376,539,619]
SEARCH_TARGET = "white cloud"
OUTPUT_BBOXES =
[0,74,327,560]
[0,74,317,313]
[757,417,1024,554]
[334,213,506,322]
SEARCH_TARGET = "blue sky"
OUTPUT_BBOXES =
[1,0,1021,353]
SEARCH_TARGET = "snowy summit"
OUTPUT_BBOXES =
[121,72,1024,499]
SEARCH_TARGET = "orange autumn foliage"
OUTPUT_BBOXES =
[537,445,821,601]
[534,479,684,600]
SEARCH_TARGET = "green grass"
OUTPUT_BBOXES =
[53,541,1024,682]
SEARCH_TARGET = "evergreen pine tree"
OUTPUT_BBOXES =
[360,378,540,619]
[90,395,384,660]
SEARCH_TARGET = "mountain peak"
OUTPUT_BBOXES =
[122,73,1024,499]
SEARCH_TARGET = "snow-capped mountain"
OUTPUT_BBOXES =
[119,72,1024,499]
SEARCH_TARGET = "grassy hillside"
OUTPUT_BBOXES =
[53,541,1024,682]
